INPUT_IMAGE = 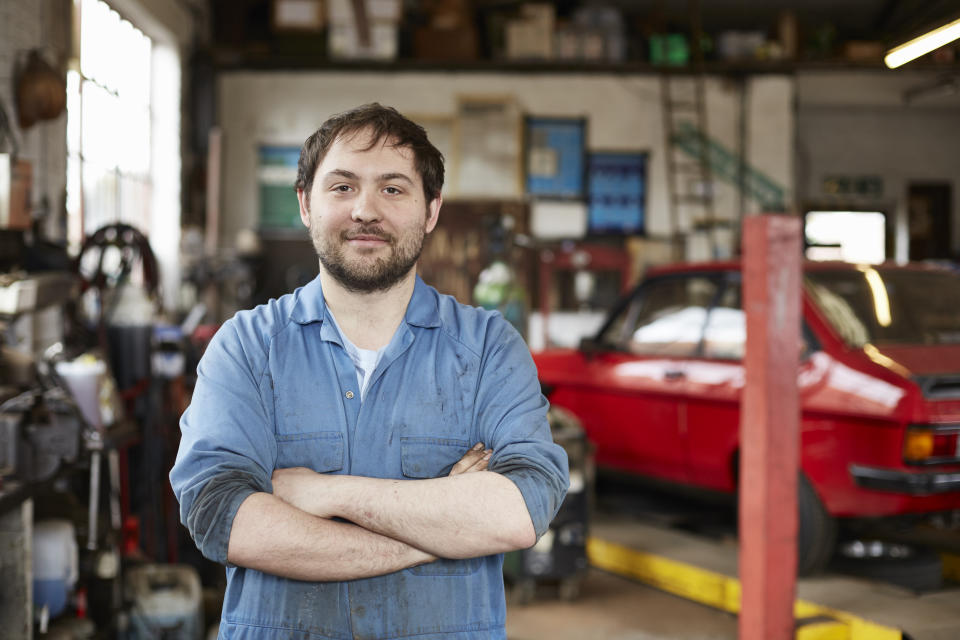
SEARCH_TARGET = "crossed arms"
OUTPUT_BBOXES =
[171,313,569,584]
[226,444,537,582]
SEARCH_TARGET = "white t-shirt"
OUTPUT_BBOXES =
[326,311,389,402]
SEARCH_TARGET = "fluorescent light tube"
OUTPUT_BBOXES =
[885,16,960,68]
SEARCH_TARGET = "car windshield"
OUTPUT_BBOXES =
[805,266,960,347]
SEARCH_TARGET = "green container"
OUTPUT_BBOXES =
[649,33,689,66]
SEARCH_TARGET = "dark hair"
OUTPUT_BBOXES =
[296,103,444,205]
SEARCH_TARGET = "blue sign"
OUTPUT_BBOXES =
[588,152,647,234]
[525,117,586,198]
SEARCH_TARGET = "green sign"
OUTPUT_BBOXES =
[822,175,883,198]
[259,145,302,229]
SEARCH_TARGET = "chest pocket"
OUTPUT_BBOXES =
[400,436,481,576]
[400,436,472,478]
[275,431,344,473]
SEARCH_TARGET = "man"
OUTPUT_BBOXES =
[170,103,569,639]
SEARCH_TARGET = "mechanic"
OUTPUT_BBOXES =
[170,103,569,639]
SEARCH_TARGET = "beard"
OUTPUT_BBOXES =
[312,219,426,293]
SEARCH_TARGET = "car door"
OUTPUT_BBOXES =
[683,272,822,492]
[683,272,745,491]
[582,272,723,484]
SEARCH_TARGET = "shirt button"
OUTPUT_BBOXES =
[345,391,355,399]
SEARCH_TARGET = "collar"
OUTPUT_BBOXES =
[289,273,441,329]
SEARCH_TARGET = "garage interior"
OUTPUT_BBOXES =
[2,0,960,638]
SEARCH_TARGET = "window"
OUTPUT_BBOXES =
[601,271,820,361]
[703,281,745,360]
[66,0,180,309]
[602,275,720,357]
[807,267,960,347]
[805,210,886,264]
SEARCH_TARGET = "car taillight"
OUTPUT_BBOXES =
[903,425,960,465]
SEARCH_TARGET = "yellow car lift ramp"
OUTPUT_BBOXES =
[588,515,960,640]
[588,536,904,640]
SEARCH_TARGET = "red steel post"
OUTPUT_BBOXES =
[738,214,802,640]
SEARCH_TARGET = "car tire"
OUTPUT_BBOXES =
[798,474,838,576]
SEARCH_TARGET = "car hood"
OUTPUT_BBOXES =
[871,344,960,376]
[532,348,582,375]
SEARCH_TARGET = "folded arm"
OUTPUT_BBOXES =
[226,491,434,581]
[273,459,535,559]
[227,442,496,579]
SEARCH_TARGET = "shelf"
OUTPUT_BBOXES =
[211,51,960,75]
[0,271,78,319]
[0,420,140,515]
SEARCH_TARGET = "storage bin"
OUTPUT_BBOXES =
[126,564,203,640]
[33,519,78,619]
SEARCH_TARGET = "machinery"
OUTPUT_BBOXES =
[503,405,593,603]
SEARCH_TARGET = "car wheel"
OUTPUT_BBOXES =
[798,474,838,576]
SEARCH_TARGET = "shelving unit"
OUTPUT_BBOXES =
[0,499,32,638]
[0,272,127,637]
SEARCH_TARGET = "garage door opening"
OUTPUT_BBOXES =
[804,210,886,264]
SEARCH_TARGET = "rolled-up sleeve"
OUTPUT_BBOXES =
[478,319,569,539]
[169,319,278,564]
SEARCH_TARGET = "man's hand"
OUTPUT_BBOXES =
[272,466,332,516]
[272,443,492,514]
[448,442,492,476]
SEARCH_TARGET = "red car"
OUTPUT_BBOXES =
[534,260,960,574]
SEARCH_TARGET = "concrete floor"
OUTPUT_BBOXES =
[505,496,960,640]
[506,569,738,640]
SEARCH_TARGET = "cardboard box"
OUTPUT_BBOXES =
[554,27,580,60]
[843,40,885,61]
[327,0,400,24]
[273,0,325,31]
[426,0,472,29]
[505,19,553,60]
[520,3,555,30]
[328,20,398,59]
[413,26,478,60]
